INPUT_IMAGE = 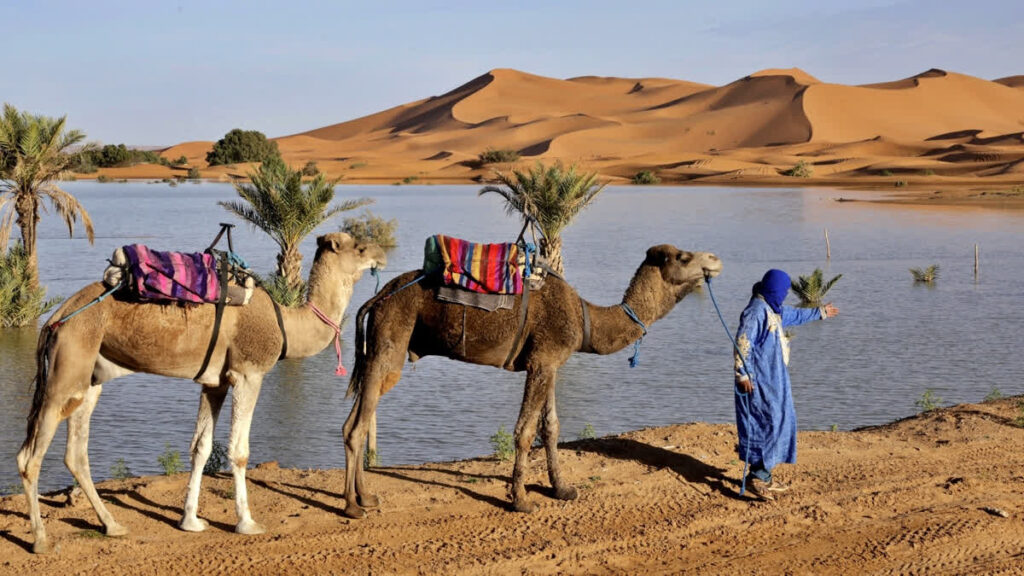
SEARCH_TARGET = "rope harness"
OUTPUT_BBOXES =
[620,303,647,368]
[704,275,755,497]
[308,301,346,376]
[48,281,122,331]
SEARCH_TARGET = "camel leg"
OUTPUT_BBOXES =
[541,387,577,501]
[64,384,128,537]
[226,372,265,535]
[510,365,551,513]
[180,383,229,532]
[16,402,63,554]
[342,378,386,518]
[366,411,378,468]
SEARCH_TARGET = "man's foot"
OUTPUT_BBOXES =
[744,476,788,501]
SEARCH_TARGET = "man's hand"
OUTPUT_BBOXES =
[736,378,754,394]
[823,303,839,318]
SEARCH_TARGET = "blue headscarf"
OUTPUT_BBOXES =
[753,269,790,314]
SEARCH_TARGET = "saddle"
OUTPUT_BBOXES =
[423,234,544,299]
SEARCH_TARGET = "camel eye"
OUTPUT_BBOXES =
[676,252,692,264]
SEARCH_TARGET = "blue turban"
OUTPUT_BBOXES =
[754,269,790,314]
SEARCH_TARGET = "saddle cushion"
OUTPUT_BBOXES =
[424,234,523,294]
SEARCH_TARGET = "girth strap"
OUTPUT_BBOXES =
[195,257,230,381]
[272,298,288,360]
[504,279,530,369]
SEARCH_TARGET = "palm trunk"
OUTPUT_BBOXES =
[15,196,40,291]
[277,244,304,294]
[540,236,564,275]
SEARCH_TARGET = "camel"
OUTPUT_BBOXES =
[16,232,386,554]
[342,244,721,518]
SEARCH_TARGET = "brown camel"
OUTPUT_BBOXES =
[342,244,721,518]
[16,232,386,554]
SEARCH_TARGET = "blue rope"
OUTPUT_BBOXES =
[521,243,536,279]
[370,266,381,294]
[620,303,647,368]
[226,251,249,270]
[51,281,122,329]
[704,276,756,497]
[382,273,426,301]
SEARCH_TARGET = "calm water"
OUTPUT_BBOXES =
[2,182,1022,492]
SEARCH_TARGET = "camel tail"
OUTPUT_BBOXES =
[25,327,57,443]
[347,288,387,399]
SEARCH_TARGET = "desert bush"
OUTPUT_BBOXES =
[577,423,597,440]
[984,388,1003,402]
[187,166,201,179]
[341,210,398,250]
[96,174,113,183]
[171,155,188,166]
[0,243,62,327]
[349,162,367,169]
[157,444,184,475]
[478,147,520,165]
[489,425,514,461]
[206,129,280,166]
[301,161,320,177]
[632,170,660,185]
[402,175,418,184]
[915,389,943,413]
[99,144,131,167]
[910,264,940,284]
[920,169,935,176]
[895,180,907,187]
[203,441,229,475]
[364,448,381,468]
[257,272,306,307]
[109,458,132,480]
[783,160,813,178]
[791,268,842,308]
[880,169,893,177]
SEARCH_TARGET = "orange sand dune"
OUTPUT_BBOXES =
[101,67,1024,199]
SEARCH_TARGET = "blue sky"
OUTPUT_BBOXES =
[4,0,1022,145]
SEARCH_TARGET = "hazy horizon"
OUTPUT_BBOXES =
[4,0,1022,145]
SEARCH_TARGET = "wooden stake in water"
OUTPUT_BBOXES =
[974,244,979,280]
[825,228,831,261]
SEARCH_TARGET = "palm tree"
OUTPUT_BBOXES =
[910,264,939,284]
[0,103,95,290]
[219,156,371,298]
[791,268,842,308]
[479,161,606,274]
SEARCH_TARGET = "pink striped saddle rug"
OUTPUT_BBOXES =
[119,244,220,303]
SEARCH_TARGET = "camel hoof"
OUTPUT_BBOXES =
[179,517,209,533]
[32,538,55,554]
[554,485,579,501]
[235,519,266,535]
[512,499,536,514]
[104,522,129,537]
[357,493,380,508]
[343,503,367,520]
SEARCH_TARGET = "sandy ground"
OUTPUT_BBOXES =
[2,396,1022,575]
[90,67,1024,207]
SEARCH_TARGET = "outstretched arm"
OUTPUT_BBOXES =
[781,302,839,327]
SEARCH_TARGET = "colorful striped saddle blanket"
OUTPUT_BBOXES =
[117,244,221,303]
[423,234,526,295]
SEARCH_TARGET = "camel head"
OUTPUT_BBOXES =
[312,232,388,279]
[624,245,723,317]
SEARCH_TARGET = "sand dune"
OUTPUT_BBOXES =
[102,67,1024,196]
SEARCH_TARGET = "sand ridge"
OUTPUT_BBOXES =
[98,67,1024,208]
[1,397,1022,574]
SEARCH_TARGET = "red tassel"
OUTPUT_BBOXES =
[336,365,347,377]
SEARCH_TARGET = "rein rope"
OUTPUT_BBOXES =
[704,275,754,497]
[620,303,647,368]
[50,281,123,330]
[308,302,347,376]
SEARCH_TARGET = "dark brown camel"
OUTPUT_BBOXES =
[341,244,722,518]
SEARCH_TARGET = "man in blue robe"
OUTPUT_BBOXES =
[734,269,838,500]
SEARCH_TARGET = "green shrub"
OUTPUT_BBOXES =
[921,169,935,176]
[187,166,201,180]
[577,423,597,440]
[915,389,943,413]
[631,170,660,185]
[910,264,940,284]
[98,144,131,167]
[478,147,520,164]
[301,161,320,177]
[341,210,398,250]
[171,155,188,166]
[364,448,381,468]
[349,162,367,169]
[489,425,514,461]
[96,174,113,183]
[880,169,893,177]
[402,175,418,184]
[984,388,1003,402]
[258,272,306,307]
[206,129,281,166]
[157,444,183,475]
[0,243,62,327]
[109,458,132,480]
[203,441,229,475]
[783,160,813,178]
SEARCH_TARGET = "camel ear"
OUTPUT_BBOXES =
[316,235,339,253]
[644,245,671,267]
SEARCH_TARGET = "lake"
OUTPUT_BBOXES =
[2,182,1022,493]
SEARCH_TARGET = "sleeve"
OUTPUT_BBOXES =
[734,304,765,383]
[781,305,823,328]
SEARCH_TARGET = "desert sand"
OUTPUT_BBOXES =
[98,68,1024,208]
[2,396,1022,575]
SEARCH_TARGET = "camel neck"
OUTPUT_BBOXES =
[583,301,653,356]
[278,275,356,359]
